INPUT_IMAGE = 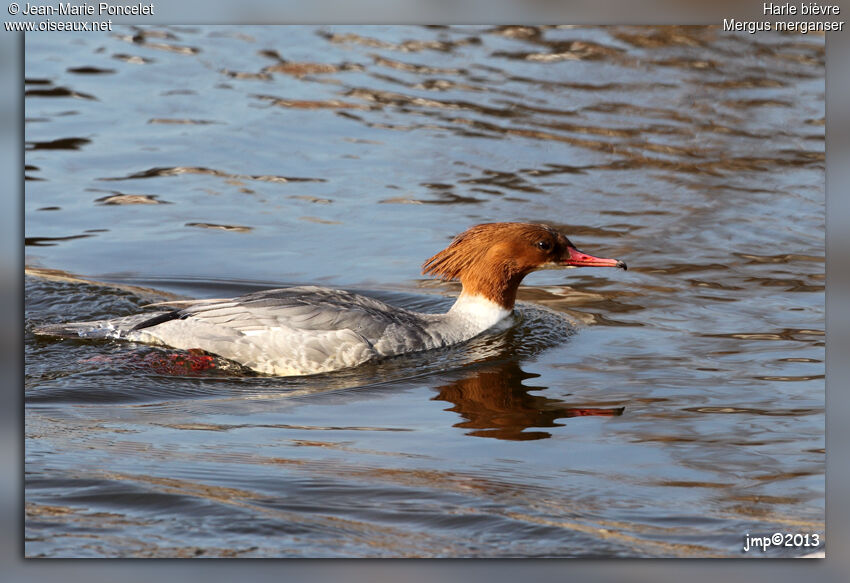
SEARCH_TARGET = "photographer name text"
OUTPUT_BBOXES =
[18,2,153,16]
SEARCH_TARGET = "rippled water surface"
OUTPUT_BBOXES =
[25,26,824,557]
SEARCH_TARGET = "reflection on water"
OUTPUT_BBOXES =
[434,360,624,441]
[25,25,823,557]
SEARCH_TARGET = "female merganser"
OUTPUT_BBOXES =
[34,222,626,376]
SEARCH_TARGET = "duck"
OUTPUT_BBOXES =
[34,222,626,376]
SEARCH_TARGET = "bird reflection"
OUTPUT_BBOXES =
[432,360,624,441]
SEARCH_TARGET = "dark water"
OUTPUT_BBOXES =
[25,26,824,557]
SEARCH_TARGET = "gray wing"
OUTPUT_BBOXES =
[170,286,430,338]
[127,286,438,375]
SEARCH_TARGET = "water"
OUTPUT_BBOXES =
[24,25,824,557]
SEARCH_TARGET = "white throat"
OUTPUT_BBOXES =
[448,293,512,333]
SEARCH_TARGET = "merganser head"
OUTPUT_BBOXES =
[422,222,626,309]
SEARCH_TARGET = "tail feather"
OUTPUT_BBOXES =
[33,313,168,340]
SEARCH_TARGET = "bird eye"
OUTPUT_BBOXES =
[536,240,551,251]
